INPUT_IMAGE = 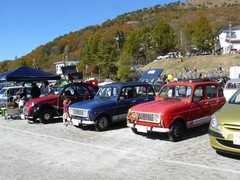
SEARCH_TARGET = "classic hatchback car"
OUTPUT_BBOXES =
[209,89,240,155]
[127,79,226,142]
[69,82,155,131]
[21,82,97,123]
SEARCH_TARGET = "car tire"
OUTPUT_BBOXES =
[94,115,109,131]
[168,121,184,142]
[39,109,53,124]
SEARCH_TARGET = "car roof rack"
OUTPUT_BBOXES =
[177,78,211,82]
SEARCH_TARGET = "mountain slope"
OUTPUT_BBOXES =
[144,54,240,78]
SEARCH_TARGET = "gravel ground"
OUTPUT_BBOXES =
[0,117,239,180]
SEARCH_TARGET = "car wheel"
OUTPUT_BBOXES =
[168,121,184,142]
[94,115,109,131]
[39,109,53,124]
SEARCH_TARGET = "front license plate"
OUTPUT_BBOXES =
[72,119,80,126]
[136,125,147,133]
[233,134,240,145]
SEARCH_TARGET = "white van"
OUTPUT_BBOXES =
[223,79,240,101]
[0,86,32,108]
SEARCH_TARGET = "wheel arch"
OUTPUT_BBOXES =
[95,112,112,123]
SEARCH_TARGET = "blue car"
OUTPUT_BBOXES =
[69,82,156,131]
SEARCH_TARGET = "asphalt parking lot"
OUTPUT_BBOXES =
[0,117,239,180]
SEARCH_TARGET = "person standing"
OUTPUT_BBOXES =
[62,95,71,126]
[31,82,40,99]
[40,80,50,96]
[17,82,27,110]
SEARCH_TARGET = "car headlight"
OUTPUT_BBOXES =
[210,114,220,131]
[153,114,161,123]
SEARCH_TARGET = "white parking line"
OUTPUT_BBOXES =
[1,125,240,175]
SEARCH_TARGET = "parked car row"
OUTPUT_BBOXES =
[19,78,240,156]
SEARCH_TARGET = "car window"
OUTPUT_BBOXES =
[121,87,134,99]
[135,86,147,98]
[64,85,75,96]
[159,85,191,98]
[76,86,89,96]
[206,85,217,99]
[193,86,204,101]
[95,86,119,98]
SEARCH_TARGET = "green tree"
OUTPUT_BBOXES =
[188,15,214,52]
[151,20,176,55]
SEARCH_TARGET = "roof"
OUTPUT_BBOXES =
[104,81,152,88]
[0,66,60,81]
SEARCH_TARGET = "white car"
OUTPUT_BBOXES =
[157,54,169,60]
[223,79,240,101]
[0,85,32,108]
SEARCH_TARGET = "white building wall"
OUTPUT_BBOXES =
[218,25,240,54]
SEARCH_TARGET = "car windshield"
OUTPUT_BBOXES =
[158,85,192,98]
[229,89,240,104]
[95,86,119,99]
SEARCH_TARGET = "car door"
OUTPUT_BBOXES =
[206,84,226,115]
[115,86,137,121]
[187,85,212,128]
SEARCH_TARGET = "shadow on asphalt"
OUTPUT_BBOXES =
[134,123,210,142]
[216,151,240,160]
[75,121,128,132]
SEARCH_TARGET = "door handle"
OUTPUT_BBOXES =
[216,100,220,103]
[132,100,136,103]
[205,102,209,105]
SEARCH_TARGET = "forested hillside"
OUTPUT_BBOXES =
[1,0,240,81]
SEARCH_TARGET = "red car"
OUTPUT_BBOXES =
[229,49,239,54]
[21,82,97,123]
[127,79,226,141]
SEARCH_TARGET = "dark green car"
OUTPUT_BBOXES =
[209,89,240,155]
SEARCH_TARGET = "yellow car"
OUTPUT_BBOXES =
[209,89,240,155]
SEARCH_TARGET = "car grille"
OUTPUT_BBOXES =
[216,139,240,149]
[69,108,87,117]
[138,113,154,122]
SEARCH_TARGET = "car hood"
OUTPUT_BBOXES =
[215,103,240,125]
[25,95,59,106]
[130,98,186,113]
[69,99,116,110]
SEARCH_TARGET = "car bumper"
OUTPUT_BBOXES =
[127,123,170,133]
[209,128,240,155]
[71,118,94,126]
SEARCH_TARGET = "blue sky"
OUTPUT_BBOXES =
[0,0,184,61]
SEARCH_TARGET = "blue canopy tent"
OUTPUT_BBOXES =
[0,66,60,119]
[0,66,60,81]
